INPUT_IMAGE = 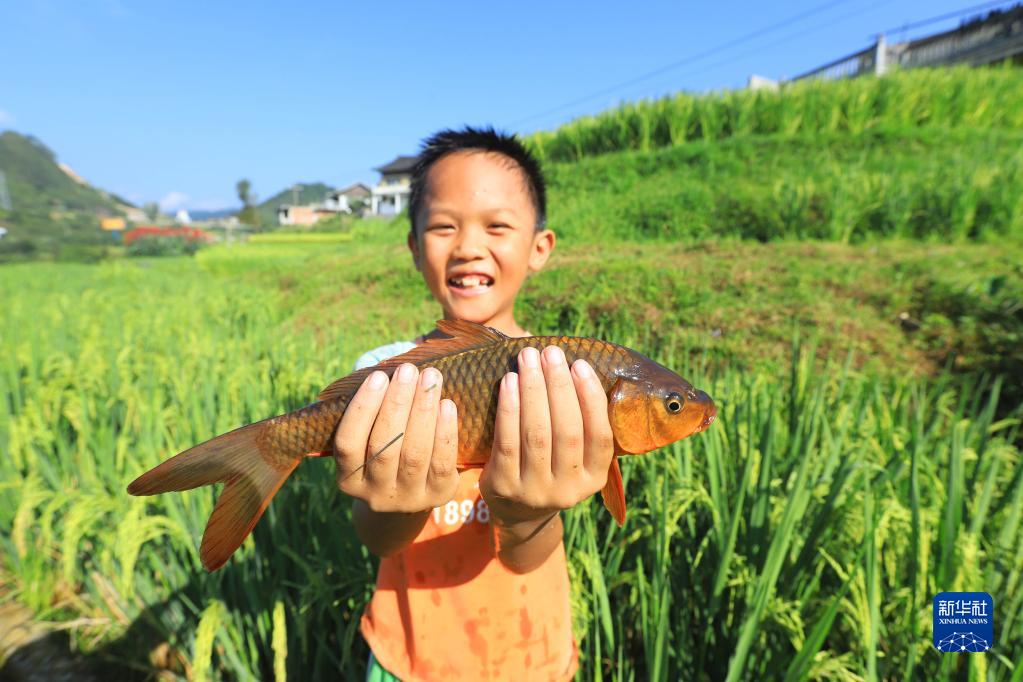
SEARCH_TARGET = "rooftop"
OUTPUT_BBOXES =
[374,155,420,174]
[333,182,371,196]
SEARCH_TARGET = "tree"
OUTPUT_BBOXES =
[348,197,367,217]
[143,201,160,221]
[236,178,262,228]
[236,179,252,207]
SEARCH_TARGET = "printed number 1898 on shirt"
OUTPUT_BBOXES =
[433,499,491,526]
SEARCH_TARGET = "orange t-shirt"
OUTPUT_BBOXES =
[360,466,578,681]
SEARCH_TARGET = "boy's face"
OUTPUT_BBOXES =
[408,151,554,329]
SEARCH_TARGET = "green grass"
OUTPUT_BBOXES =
[248,232,354,244]
[1,235,1021,679]
[545,127,1023,243]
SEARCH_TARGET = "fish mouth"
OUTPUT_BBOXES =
[694,390,717,433]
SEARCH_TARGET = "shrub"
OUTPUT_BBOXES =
[126,235,203,257]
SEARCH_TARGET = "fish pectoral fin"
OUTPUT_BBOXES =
[600,454,627,526]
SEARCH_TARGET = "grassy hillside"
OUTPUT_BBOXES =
[253,181,333,226]
[0,131,129,214]
[0,131,130,258]
[545,127,1023,243]
[528,65,1023,162]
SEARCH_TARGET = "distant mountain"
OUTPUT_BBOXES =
[0,130,132,248]
[0,131,132,216]
[254,182,333,226]
[189,208,238,221]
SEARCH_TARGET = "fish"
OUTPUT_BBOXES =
[127,320,716,571]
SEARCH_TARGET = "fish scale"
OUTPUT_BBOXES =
[263,337,629,466]
[422,336,627,464]
[127,319,715,571]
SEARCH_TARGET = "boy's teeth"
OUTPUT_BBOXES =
[451,276,491,287]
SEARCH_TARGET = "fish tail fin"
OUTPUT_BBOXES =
[600,454,627,526]
[127,421,301,571]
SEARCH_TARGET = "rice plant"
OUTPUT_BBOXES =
[545,127,1023,243]
[527,65,1023,164]
[1,245,1020,679]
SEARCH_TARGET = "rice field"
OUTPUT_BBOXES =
[527,66,1023,163]
[1,232,1021,680]
[248,232,355,244]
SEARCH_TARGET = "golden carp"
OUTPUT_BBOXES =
[128,320,716,570]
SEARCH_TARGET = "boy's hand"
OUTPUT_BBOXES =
[334,364,460,513]
[480,346,615,529]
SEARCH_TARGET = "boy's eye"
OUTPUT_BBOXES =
[489,223,510,230]
[426,224,455,232]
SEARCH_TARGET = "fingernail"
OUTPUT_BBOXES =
[368,371,387,390]
[544,346,565,366]
[440,399,456,418]
[397,363,417,384]
[520,347,539,369]
[573,359,593,379]
[421,367,441,388]
[505,372,519,406]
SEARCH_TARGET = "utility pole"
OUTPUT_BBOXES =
[291,183,300,206]
[0,170,11,211]
[874,34,888,75]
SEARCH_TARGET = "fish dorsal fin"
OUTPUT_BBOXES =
[434,318,508,343]
[316,320,509,403]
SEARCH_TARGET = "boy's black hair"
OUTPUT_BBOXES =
[408,126,547,234]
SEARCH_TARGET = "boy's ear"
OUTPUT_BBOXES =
[407,230,421,270]
[528,228,555,272]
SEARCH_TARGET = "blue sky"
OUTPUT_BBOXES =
[0,0,1007,211]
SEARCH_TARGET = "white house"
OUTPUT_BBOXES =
[370,156,419,216]
[324,183,371,215]
[278,182,374,226]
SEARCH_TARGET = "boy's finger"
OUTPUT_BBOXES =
[488,372,521,485]
[398,368,442,488]
[542,346,585,480]
[572,359,614,478]
[334,370,389,485]
[427,398,459,498]
[517,346,552,483]
[365,363,418,485]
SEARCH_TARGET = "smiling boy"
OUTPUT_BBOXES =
[334,127,615,681]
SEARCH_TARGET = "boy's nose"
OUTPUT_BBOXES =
[452,228,488,260]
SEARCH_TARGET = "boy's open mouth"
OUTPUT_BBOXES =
[447,274,494,293]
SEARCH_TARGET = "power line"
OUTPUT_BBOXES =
[506,0,863,128]
[880,0,1018,37]
[508,0,1023,131]
[609,0,891,103]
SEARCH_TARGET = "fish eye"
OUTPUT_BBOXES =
[664,392,684,414]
